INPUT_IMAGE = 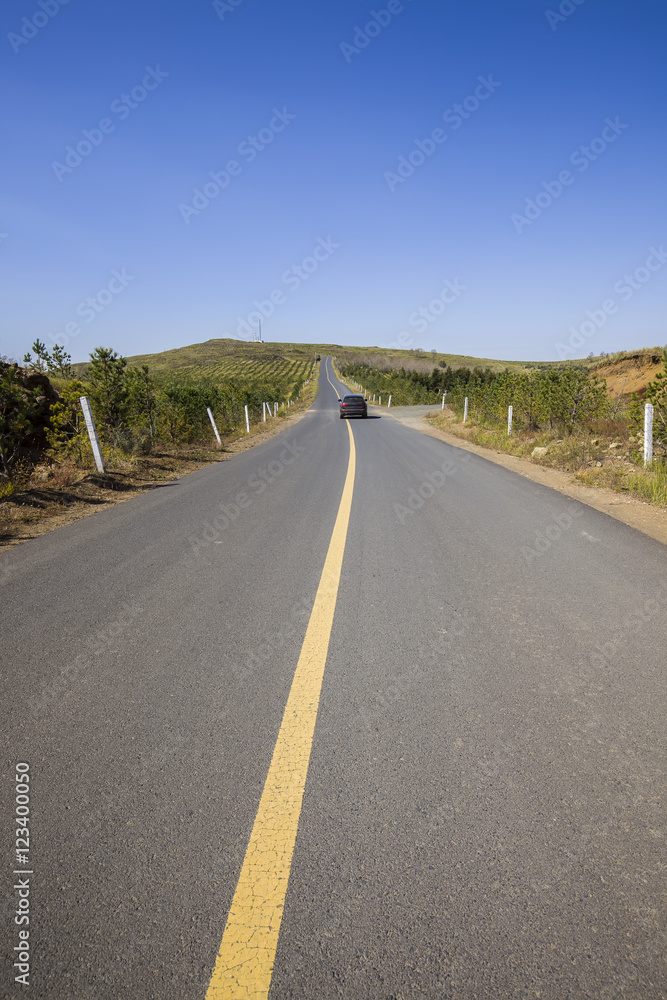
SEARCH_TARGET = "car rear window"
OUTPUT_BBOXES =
[343,395,365,401]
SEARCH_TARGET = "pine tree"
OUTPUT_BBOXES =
[87,347,128,435]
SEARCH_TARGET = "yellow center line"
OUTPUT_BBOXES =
[206,420,356,999]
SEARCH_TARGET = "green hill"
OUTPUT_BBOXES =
[74,337,602,386]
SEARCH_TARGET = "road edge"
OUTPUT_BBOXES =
[387,409,667,547]
[0,408,313,549]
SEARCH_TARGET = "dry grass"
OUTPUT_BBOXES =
[626,463,667,505]
[578,462,667,507]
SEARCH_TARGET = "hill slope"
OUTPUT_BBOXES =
[591,350,664,397]
[72,338,665,398]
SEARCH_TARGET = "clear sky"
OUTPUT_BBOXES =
[1,0,665,364]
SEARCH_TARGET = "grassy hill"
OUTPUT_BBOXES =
[71,338,665,400]
[124,339,318,382]
[73,337,612,383]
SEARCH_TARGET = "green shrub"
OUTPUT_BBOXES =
[0,364,42,478]
[46,379,92,465]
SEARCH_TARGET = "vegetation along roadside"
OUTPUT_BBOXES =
[340,349,667,509]
[0,339,318,546]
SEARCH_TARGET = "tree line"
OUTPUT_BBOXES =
[341,360,612,432]
[342,356,667,450]
[1,343,305,480]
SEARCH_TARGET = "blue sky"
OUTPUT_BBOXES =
[1,0,665,364]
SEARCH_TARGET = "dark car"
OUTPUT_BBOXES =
[339,394,367,419]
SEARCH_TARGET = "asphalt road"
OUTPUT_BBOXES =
[1,358,665,999]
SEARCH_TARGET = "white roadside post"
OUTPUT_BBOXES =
[207,407,221,445]
[379,396,382,406]
[79,396,105,473]
[244,404,250,434]
[441,392,446,410]
[388,394,392,408]
[644,402,654,465]
[262,402,266,422]
[274,402,277,417]
[463,397,469,423]
[507,404,513,436]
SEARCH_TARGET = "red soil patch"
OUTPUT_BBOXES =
[594,351,663,397]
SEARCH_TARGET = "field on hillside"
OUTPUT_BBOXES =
[127,339,313,372]
[72,337,666,400]
[78,337,561,397]
[120,340,317,400]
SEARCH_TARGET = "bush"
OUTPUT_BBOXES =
[46,379,92,465]
[0,364,49,478]
[629,350,667,451]
[340,360,609,432]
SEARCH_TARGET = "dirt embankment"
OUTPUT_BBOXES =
[594,351,663,397]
